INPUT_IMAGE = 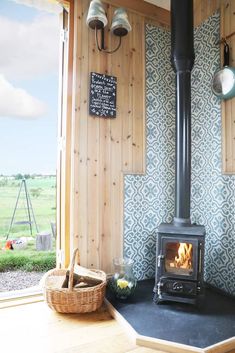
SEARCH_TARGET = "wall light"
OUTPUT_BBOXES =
[86,0,131,54]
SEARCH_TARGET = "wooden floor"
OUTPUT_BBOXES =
[0,300,166,353]
[0,300,234,353]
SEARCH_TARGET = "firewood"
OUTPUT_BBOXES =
[74,282,97,288]
[62,271,102,288]
[76,275,102,286]
[47,275,65,289]
[74,282,90,288]
[73,264,103,282]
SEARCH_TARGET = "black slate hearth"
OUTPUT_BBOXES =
[106,279,235,349]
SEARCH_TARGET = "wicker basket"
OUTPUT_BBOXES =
[41,248,107,313]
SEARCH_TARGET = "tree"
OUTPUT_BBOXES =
[15,173,23,180]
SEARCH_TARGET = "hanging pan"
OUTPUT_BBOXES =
[212,39,235,100]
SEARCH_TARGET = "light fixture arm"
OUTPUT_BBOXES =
[95,27,122,54]
[86,1,131,54]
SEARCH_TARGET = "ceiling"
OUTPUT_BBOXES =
[144,0,170,11]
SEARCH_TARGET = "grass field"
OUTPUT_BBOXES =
[0,176,56,272]
[0,175,56,239]
[0,248,56,272]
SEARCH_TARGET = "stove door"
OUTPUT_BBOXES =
[159,237,198,281]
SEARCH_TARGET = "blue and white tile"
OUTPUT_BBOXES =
[124,13,235,296]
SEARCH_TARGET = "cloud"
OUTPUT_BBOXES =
[10,0,62,14]
[0,75,46,118]
[0,14,60,80]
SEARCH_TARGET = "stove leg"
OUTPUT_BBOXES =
[153,292,162,304]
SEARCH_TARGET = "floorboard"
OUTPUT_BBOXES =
[0,301,162,353]
[1,300,233,353]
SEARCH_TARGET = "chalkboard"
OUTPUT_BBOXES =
[89,72,117,118]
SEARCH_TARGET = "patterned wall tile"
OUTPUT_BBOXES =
[124,13,235,296]
[124,26,175,281]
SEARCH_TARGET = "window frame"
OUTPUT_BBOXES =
[0,0,74,306]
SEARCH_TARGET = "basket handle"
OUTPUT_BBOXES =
[68,248,80,291]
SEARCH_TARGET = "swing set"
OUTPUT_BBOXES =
[6,178,39,240]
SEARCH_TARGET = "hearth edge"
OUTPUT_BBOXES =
[104,298,235,353]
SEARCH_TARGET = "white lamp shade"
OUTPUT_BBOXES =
[86,0,108,30]
[110,8,132,37]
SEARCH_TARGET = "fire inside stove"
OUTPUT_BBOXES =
[165,242,193,276]
[154,226,205,304]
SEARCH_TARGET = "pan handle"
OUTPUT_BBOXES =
[224,41,230,67]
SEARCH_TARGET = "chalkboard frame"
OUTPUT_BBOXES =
[89,72,117,119]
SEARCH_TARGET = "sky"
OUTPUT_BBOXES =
[0,0,61,175]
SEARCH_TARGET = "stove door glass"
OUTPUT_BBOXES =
[165,241,193,276]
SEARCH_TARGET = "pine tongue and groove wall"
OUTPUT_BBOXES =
[69,0,233,274]
[221,0,235,173]
[70,0,170,273]
[194,0,235,173]
[194,0,221,26]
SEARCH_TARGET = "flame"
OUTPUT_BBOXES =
[175,242,193,269]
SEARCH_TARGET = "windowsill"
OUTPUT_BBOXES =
[0,286,43,309]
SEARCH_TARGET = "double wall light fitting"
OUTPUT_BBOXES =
[86,0,131,54]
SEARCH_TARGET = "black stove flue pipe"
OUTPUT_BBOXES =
[171,0,195,225]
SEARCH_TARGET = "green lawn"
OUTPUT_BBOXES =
[0,175,56,239]
[0,176,56,271]
[0,248,56,272]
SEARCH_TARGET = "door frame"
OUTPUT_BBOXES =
[56,0,74,268]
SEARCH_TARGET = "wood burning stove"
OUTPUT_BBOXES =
[153,0,205,304]
[154,223,205,304]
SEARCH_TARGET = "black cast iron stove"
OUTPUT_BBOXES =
[154,223,205,305]
[153,0,205,305]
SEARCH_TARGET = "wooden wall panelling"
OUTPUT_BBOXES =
[194,0,221,27]
[109,5,129,266]
[122,12,133,173]
[221,0,235,173]
[222,0,233,172]
[220,1,227,171]
[72,0,89,266]
[71,0,234,271]
[97,8,109,271]
[132,13,145,173]
[101,11,113,271]
[193,0,235,174]
[71,0,147,273]
[87,26,101,269]
[231,0,235,172]
[103,0,170,26]
[98,78,111,270]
